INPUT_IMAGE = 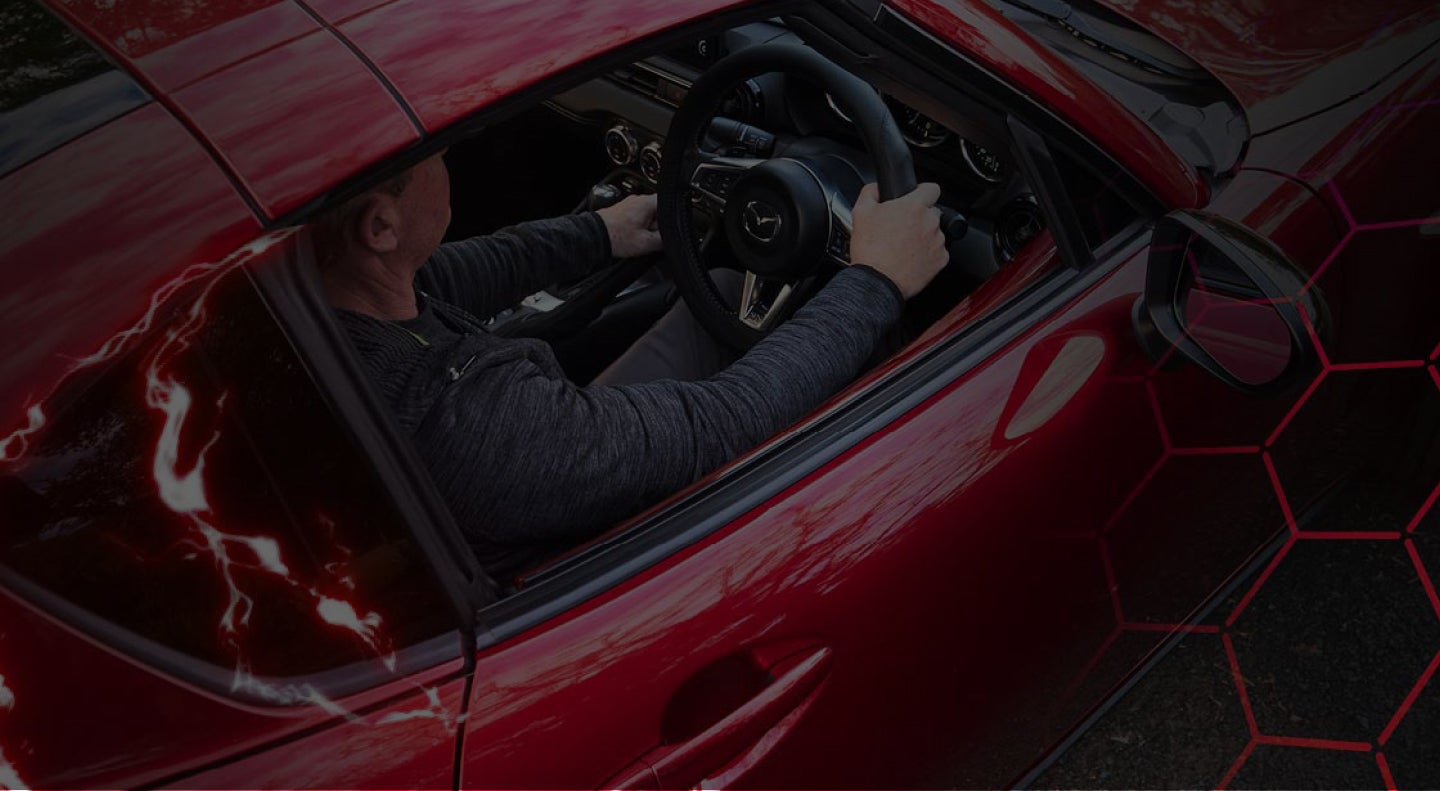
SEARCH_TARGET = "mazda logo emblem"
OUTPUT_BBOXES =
[742,200,783,243]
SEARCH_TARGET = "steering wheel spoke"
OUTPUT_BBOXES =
[690,153,764,211]
[738,271,796,331]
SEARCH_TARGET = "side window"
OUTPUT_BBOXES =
[0,250,457,687]
[1050,143,1147,249]
[0,0,148,175]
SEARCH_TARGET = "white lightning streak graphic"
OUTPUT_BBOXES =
[375,687,458,729]
[70,236,286,371]
[230,668,357,720]
[128,235,395,672]
[0,405,45,464]
[3,229,455,764]
[0,235,290,469]
[0,672,29,791]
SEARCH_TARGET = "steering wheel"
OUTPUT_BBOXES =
[656,43,919,352]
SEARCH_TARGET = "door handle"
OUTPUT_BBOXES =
[601,645,832,790]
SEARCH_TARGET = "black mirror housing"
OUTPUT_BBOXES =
[1135,210,1330,396]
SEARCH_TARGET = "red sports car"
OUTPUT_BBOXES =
[0,0,1436,787]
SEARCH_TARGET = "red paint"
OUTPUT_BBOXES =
[0,586,465,788]
[5,0,1438,786]
[1378,751,1398,791]
[47,0,419,219]
[168,29,420,217]
[53,0,286,61]
[0,104,257,438]
[332,0,751,132]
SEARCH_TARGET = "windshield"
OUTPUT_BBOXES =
[987,0,1249,180]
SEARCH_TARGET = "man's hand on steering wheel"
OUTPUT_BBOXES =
[657,43,952,352]
[850,182,948,299]
[597,194,663,258]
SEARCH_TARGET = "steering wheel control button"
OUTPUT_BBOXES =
[708,118,777,157]
[692,166,743,204]
[827,227,851,264]
[604,124,638,166]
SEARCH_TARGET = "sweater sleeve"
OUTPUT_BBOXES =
[414,265,904,546]
[415,212,612,320]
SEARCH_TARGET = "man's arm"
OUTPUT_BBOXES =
[418,182,945,549]
[415,265,904,546]
[416,212,612,320]
[416,195,661,320]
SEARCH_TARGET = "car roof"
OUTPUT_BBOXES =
[43,0,1203,215]
[41,0,750,219]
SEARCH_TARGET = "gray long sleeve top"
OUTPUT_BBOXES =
[338,212,903,576]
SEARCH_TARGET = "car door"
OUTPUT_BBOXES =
[440,54,1219,791]
[405,2,1418,786]
[446,212,1176,789]
[425,8,1344,791]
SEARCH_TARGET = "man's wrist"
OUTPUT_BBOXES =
[848,264,906,306]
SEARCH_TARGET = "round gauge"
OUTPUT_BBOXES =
[900,107,951,148]
[960,138,1005,183]
[824,92,853,123]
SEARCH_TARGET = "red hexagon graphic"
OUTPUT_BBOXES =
[1107,454,1283,625]
[1306,225,1440,365]
[1267,368,1440,533]
[1230,539,1440,743]
[1227,742,1385,790]
[1034,635,1250,789]
[1323,99,1440,229]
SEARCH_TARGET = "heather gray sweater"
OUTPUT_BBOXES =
[338,212,903,576]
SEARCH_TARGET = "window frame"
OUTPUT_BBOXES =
[273,0,1176,649]
[490,4,1163,643]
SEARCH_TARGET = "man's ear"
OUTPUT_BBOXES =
[355,194,401,254]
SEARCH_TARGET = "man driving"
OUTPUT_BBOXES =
[319,153,946,578]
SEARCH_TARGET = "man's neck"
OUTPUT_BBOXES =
[323,253,421,320]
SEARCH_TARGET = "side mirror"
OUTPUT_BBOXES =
[1133,210,1330,395]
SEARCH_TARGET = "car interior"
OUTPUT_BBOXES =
[438,18,1053,387]
[340,14,1105,594]
[296,9,1177,599]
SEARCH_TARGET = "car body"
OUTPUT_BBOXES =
[0,0,1437,788]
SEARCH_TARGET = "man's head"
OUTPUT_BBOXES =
[314,153,451,273]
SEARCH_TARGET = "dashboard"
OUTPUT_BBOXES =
[543,22,1048,271]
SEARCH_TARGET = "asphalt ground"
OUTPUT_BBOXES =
[1030,483,1440,790]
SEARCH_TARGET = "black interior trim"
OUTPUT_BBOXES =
[1008,115,1095,269]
